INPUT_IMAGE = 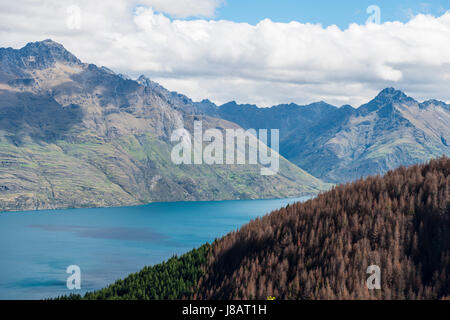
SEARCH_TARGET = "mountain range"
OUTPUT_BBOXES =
[1,39,449,212]
[196,89,450,183]
[123,66,450,184]
[0,40,327,212]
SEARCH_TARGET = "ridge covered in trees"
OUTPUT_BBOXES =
[196,157,449,299]
[62,157,449,300]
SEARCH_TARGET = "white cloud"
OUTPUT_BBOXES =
[1,1,450,107]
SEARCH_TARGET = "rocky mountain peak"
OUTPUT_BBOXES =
[137,74,166,91]
[419,99,450,110]
[357,88,416,115]
[0,39,81,71]
[137,74,152,86]
[21,39,81,66]
[374,87,412,103]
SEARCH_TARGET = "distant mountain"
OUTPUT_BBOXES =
[65,157,450,300]
[198,88,450,183]
[0,40,328,212]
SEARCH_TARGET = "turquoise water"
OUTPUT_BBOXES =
[0,197,309,300]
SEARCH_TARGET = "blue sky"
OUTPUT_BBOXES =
[2,0,450,107]
[213,0,449,28]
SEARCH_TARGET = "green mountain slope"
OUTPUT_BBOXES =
[0,40,329,212]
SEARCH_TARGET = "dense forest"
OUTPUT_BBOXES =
[58,244,209,300]
[62,157,449,300]
[196,156,450,299]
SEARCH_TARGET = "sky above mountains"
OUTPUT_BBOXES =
[1,0,450,107]
[217,1,450,28]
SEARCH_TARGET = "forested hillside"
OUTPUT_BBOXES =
[63,157,449,300]
[196,157,450,299]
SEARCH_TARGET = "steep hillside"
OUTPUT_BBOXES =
[0,40,328,212]
[68,157,449,300]
[196,157,450,300]
[199,89,450,183]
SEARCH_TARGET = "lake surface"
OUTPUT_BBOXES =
[0,197,309,300]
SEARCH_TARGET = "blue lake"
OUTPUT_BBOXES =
[0,197,309,300]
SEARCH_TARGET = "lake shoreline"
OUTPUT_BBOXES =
[0,192,318,215]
